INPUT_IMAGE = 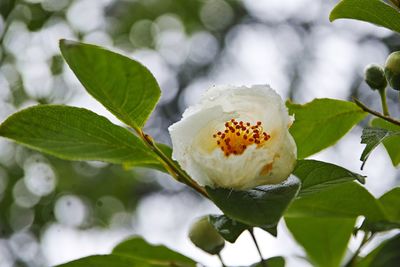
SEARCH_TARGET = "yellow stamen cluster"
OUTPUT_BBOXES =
[212,118,270,156]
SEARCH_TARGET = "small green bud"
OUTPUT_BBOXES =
[385,51,400,91]
[188,216,225,255]
[364,64,387,91]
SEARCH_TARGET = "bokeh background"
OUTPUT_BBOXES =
[0,0,399,266]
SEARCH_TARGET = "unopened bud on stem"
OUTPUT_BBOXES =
[385,51,400,91]
[189,216,225,255]
[364,64,387,92]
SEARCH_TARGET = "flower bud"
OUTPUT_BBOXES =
[188,216,225,255]
[364,64,387,91]
[385,51,400,91]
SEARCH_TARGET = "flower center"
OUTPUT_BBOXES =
[212,118,270,156]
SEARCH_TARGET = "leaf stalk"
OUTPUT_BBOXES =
[249,229,268,267]
[134,127,209,198]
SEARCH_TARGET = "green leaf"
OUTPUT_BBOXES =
[54,255,166,267]
[287,99,367,159]
[208,215,249,243]
[249,256,285,267]
[360,127,400,169]
[206,177,300,227]
[0,105,161,167]
[363,187,400,232]
[294,159,366,196]
[112,237,195,266]
[286,182,385,221]
[371,118,400,166]
[369,234,400,267]
[380,187,400,222]
[329,0,400,34]
[60,39,161,129]
[285,217,356,267]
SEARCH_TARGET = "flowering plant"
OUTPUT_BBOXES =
[1,1,400,266]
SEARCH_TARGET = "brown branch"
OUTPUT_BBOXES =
[353,98,400,127]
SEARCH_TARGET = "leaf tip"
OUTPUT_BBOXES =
[59,39,79,52]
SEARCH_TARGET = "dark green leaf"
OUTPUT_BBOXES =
[294,160,365,196]
[112,237,195,266]
[60,39,161,129]
[360,127,400,169]
[369,234,400,267]
[54,255,165,267]
[371,118,400,166]
[249,256,285,267]
[287,99,367,159]
[286,182,385,221]
[285,217,356,267]
[330,0,400,34]
[206,177,300,227]
[208,215,249,243]
[0,105,161,167]
[259,224,278,237]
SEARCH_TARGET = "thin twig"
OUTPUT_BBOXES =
[248,229,267,267]
[217,252,226,267]
[344,232,374,267]
[354,98,400,127]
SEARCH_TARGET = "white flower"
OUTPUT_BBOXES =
[168,85,297,190]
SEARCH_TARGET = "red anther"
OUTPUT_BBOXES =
[213,118,270,156]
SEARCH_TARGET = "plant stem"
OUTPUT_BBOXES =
[379,89,390,116]
[134,127,209,198]
[354,98,400,127]
[217,253,226,267]
[248,229,267,267]
[344,232,374,267]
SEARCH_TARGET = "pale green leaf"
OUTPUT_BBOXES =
[330,0,400,34]
[287,98,367,159]
[360,127,400,169]
[0,105,161,167]
[60,39,160,129]
[286,182,385,221]
[112,237,195,266]
[54,255,165,267]
[294,159,365,196]
[380,187,400,222]
[371,118,400,166]
[285,217,356,267]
